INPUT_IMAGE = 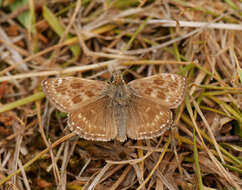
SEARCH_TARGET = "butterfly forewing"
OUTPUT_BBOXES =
[67,97,117,141]
[42,77,106,112]
[126,96,172,139]
[128,74,186,109]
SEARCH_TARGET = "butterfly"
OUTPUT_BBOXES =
[42,71,186,141]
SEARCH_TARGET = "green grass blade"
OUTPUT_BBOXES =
[42,6,80,58]
[0,92,45,113]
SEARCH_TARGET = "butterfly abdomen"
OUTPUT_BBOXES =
[113,103,127,142]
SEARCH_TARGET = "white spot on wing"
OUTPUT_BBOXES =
[57,79,63,85]
[171,75,175,81]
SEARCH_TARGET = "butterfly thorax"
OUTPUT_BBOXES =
[105,83,131,106]
[104,72,132,106]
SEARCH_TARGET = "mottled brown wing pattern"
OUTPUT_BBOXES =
[42,77,106,112]
[67,97,117,141]
[128,74,186,109]
[126,96,172,139]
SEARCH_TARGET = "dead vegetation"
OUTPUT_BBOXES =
[0,0,242,189]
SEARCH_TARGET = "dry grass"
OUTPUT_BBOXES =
[0,0,242,189]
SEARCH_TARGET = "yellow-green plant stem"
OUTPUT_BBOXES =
[0,92,45,113]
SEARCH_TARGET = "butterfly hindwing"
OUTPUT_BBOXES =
[126,96,172,140]
[67,97,117,141]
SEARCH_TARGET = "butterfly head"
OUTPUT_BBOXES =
[110,71,125,85]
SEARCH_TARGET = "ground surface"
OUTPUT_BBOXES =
[0,0,241,189]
